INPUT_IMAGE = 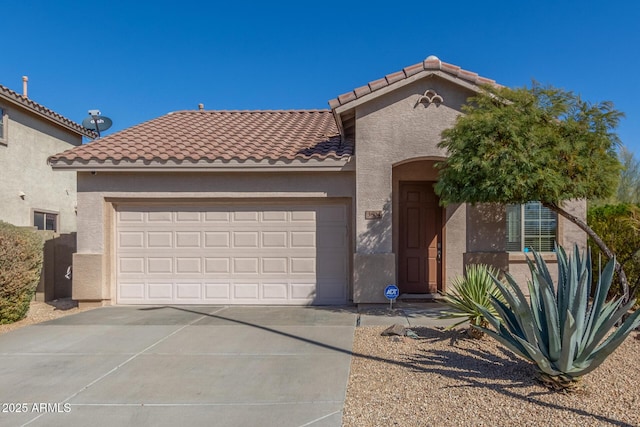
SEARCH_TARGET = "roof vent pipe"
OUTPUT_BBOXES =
[22,76,28,98]
[198,103,204,111]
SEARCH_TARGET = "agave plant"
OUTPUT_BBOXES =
[439,264,506,339]
[477,246,640,391]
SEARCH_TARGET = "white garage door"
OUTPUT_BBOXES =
[115,203,349,305]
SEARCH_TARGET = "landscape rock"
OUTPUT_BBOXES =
[381,324,406,336]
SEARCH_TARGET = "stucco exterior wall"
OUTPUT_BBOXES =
[0,106,81,233]
[74,171,356,303]
[352,76,475,302]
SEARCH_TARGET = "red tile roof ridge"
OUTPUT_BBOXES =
[0,83,96,138]
[328,55,500,109]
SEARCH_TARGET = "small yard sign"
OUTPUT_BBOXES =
[384,284,400,309]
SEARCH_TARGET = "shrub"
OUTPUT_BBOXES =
[0,222,44,323]
[477,246,640,392]
[587,203,640,300]
[439,264,506,339]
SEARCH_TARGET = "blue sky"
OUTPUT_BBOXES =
[3,1,640,151]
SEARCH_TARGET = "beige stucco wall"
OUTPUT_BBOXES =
[0,106,81,233]
[74,171,356,303]
[352,76,474,302]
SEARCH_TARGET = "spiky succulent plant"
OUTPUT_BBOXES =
[477,246,640,391]
[439,264,506,338]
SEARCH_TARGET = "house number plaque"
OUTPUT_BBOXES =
[365,210,383,220]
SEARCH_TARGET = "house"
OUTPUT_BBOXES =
[0,80,95,233]
[0,80,96,300]
[49,56,586,306]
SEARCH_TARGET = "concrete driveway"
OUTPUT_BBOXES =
[0,306,357,427]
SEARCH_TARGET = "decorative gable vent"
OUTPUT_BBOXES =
[415,89,443,107]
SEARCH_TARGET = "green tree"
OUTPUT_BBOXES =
[435,83,630,300]
[616,147,640,204]
[588,204,640,300]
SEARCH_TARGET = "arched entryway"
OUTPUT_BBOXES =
[393,158,445,295]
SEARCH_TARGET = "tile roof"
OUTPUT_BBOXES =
[0,84,96,138]
[49,110,351,165]
[328,55,498,110]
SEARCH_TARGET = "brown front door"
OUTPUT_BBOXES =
[399,182,442,294]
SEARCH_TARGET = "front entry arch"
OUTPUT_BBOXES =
[398,181,443,293]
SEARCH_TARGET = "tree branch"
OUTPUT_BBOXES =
[543,201,630,303]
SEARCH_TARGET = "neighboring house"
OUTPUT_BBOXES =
[0,82,95,233]
[49,56,586,306]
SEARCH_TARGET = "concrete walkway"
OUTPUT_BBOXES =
[0,306,357,427]
[357,302,462,328]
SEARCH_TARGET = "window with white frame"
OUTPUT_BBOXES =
[33,211,58,232]
[506,202,557,252]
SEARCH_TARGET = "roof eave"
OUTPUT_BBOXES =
[49,157,356,172]
[0,89,97,139]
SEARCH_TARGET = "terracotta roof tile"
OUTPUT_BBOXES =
[329,55,497,109]
[368,77,389,92]
[49,110,352,166]
[403,62,424,77]
[353,85,372,98]
[385,70,406,85]
[0,84,96,138]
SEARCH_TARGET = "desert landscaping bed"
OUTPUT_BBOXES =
[343,326,640,427]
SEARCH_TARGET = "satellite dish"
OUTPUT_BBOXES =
[82,115,113,132]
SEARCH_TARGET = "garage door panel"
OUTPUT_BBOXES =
[291,211,315,222]
[290,258,315,274]
[291,283,316,300]
[176,232,201,248]
[204,211,229,222]
[262,211,288,222]
[148,232,172,248]
[176,283,201,300]
[176,258,202,274]
[317,253,347,278]
[262,232,287,248]
[233,211,259,222]
[119,257,145,274]
[205,258,230,274]
[119,211,144,223]
[291,231,315,248]
[176,211,201,222]
[317,205,347,223]
[234,283,259,299]
[234,258,259,274]
[119,283,145,300]
[148,283,173,300]
[233,232,259,248]
[148,258,172,274]
[204,282,230,300]
[262,283,288,299]
[119,232,145,248]
[204,232,229,248]
[148,211,172,222]
[116,203,348,305]
[317,227,346,248]
[262,258,288,274]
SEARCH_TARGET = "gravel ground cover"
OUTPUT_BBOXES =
[343,326,640,427]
